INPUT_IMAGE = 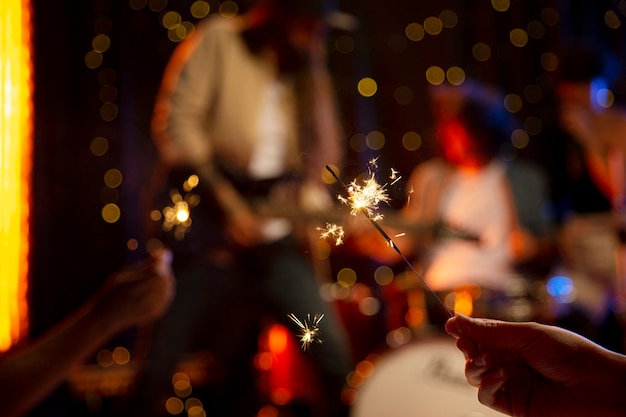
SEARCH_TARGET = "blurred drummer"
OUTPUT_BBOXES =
[394,80,556,324]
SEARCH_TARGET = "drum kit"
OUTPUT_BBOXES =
[342,257,550,417]
[350,337,505,417]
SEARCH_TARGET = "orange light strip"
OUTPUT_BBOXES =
[0,0,32,352]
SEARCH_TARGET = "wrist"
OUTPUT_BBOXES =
[81,294,126,339]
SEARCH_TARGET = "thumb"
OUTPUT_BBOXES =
[448,313,536,351]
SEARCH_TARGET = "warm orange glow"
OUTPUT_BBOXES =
[258,323,318,405]
[0,0,33,352]
[453,289,474,316]
[267,324,288,354]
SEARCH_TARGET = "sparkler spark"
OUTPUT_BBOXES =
[325,165,452,318]
[287,313,324,351]
[390,168,402,186]
[338,175,389,221]
[317,222,345,246]
[336,159,391,221]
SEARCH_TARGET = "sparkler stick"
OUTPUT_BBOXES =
[325,165,452,317]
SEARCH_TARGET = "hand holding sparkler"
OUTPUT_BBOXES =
[446,313,626,417]
[0,250,176,417]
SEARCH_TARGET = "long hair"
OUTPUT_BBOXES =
[430,80,520,160]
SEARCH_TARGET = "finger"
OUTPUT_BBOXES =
[152,248,173,277]
[445,316,461,338]
[117,254,174,290]
[452,313,536,351]
[456,335,479,358]
[477,368,510,414]
[465,352,491,386]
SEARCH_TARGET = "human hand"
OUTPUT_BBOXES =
[93,249,176,331]
[224,201,266,247]
[445,313,626,417]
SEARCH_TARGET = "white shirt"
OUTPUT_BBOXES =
[425,161,519,291]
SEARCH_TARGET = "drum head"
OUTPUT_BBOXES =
[351,337,504,417]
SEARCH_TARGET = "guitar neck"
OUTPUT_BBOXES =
[252,200,481,244]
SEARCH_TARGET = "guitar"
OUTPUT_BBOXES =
[143,164,481,249]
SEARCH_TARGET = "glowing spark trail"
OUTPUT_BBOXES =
[317,222,345,246]
[287,313,324,351]
[390,168,402,186]
[407,186,414,207]
[325,165,452,317]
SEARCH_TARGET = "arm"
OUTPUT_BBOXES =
[559,102,626,204]
[0,250,175,417]
[155,21,265,247]
[446,313,626,417]
[195,163,264,246]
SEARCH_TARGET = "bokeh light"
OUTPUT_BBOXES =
[425,66,445,85]
[357,77,378,97]
[373,265,394,286]
[393,85,413,105]
[402,131,422,151]
[605,9,621,29]
[405,22,425,41]
[439,9,458,28]
[90,136,109,156]
[472,42,491,62]
[149,0,167,13]
[92,34,111,53]
[219,0,238,17]
[503,93,523,113]
[102,203,121,223]
[129,0,148,11]
[190,1,210,19]
[337,267,357,288]
[85,50,103,69]
[446,66,465,85]
[509,28,529,47]
[423,16,443,35]
[491,0,510,12]
[365,130,385,150]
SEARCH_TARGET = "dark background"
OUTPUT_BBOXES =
[29,0,625,390]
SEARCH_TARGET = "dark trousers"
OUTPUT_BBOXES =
[127,235,353,417]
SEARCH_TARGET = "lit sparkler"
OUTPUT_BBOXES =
[159,174,201,241]
[326,165,452,317]
[338,173,389,221]
[287,313,324,351]
[317,222,345,246]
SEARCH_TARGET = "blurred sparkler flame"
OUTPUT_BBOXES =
[161,174,201,240]
[287,313,324,351]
